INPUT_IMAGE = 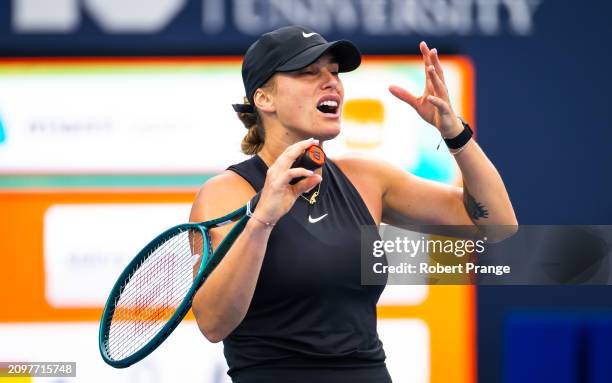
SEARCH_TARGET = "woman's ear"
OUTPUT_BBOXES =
[253,87,276,113]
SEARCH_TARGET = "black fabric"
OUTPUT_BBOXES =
[224,155,389,382]
[444,119,473,149]
[232,365,392,383]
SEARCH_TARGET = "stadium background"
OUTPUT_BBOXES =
[1,1,611,382]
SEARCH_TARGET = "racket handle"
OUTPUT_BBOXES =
[289,145,326,185]
[247,146,324,215]
[248,193,261,213]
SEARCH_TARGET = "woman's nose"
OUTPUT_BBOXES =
[320,68,339,89]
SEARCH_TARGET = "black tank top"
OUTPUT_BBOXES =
[224,155,389,382]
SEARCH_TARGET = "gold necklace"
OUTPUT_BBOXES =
[300,182,321,205]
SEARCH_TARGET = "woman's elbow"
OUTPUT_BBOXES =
[504,211,519,238]
[201,328,224,344]
[192,301,228,343]
[481,216,518,243]
[500,219,519,241]
[194,314,225,343]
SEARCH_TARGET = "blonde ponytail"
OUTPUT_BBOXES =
[236,97,265,155]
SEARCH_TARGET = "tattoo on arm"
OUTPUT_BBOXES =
[463,187,489,220]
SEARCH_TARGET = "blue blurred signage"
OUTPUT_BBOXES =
[1,0,544,54]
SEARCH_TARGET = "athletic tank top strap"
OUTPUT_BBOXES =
[324,158,376,227]
[226,155,268,191]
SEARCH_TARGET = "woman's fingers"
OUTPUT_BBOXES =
[389,85,419,109]
[258,145,322,223]
[388,42,453,129]
[292,173,322,195]
[427,95,452,115]
[419,42,436,97]
[273,138,319,171]
[278,167,317,185]
[419,41,432,67]
[429,48,446,84]
[427,65,448,100]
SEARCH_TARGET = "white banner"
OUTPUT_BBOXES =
[0,58,465,184]
[44,203,192,307]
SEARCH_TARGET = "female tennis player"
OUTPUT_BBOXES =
[190,25,517,382]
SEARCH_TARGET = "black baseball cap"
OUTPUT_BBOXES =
[232,25,361,113]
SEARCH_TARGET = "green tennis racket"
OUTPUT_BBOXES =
[98,193,259,368]
[99,145,325,368]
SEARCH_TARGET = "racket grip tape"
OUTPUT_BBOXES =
[289,145,326,185]
[247,193,261,214]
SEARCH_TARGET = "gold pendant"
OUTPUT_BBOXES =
[309,191,319,205]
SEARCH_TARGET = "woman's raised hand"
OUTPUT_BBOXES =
[389,41,462,138]
[255,138,322,225]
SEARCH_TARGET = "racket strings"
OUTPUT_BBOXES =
[116,238,188,308]
[109,264,195,349]
[107,242,192,338]
[110,279,194,356]
[110,233,197,329]
[105,228,205,360]
[108,234,198,357]
[110,259,193,335]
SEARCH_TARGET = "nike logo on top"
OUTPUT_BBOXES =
[302,32,317,38]
[308,213,328,223]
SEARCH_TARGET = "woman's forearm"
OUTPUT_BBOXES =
[453,138,518,236]
[191,219,273,343]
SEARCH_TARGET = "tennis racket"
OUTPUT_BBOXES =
[99,145,325,368]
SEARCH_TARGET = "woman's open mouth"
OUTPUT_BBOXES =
[316,95,341,118]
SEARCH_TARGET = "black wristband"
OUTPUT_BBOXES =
[444,117,473,150]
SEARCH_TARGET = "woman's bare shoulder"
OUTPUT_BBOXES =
[332,153,420,200]
[190,170,256,222]
[332,154,393,183]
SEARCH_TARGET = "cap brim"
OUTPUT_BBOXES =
[276,40,361,73]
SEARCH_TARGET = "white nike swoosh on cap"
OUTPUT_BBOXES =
[308,213,328,223]
[302,32,317,38]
